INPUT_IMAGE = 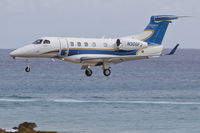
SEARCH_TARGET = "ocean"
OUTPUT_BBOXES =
[0,49,200,133]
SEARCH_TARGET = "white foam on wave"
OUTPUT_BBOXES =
[51,99,200,105]
[52,99,86,103]
[5,129,17,132]
[113,101,200,105]
[1,98,200,105]
[0,98,38,102]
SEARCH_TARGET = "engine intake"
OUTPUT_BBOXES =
[116,39,148,51]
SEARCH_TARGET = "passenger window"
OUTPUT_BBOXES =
[33,39,43,44]
[92,42,96,47]
[84,42,88,47]
[77,42,81,47]
[43,40,50,44]
[104,43,108,47]
[70,42,74,46]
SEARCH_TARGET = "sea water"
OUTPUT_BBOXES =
[0,49,200,133]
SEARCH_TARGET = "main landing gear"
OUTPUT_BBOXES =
[84,68,111,77]
[82,65,111,77]
[102,62,111,76]
[103,69,111,76]
[85,69,93,77]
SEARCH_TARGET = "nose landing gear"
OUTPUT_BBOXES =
[25,66,30,72]
[25,59,30,72]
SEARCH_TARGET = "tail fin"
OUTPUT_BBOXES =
[121,15,188,44]
[142,15,181,44]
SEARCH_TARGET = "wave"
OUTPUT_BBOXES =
[115,101,200,105]
[52,99,86,103]
[0,98,38,102]
[51,99,200,105]
[6,95,36,99]
[0,95,38,102]
[1,97,200,105]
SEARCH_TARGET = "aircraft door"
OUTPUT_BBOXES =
[58,38,69,57]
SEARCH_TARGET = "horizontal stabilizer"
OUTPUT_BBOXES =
[167,44,180,55]
[153,15,190,23]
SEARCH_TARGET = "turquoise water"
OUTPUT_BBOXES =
[0,49,200,133]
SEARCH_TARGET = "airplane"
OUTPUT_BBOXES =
[10,15,184,76]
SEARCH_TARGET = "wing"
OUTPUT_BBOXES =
[79,44,179,66]
[80,55,149,65]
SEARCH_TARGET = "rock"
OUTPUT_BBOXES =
[16,122,36,133]
[18,122,37,130]
[2,122,57,133]
[0,129,6,133]
[12,127,18,130]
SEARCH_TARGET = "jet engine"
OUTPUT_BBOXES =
[116,39,148,50]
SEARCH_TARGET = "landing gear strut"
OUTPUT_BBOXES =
[102,62,111,76]
[103,69,111,76]
[25,59,30,72]
[85,69,92,77]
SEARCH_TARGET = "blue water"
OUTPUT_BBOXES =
[0,49,200,133]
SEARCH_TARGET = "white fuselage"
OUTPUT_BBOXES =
[10,37,163,66]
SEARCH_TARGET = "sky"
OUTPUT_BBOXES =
[0,0,199,49]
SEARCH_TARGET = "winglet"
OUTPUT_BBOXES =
[167,44,180,55]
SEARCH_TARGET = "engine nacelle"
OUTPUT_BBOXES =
[117,39,148,50]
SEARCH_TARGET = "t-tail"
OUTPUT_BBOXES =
[142,15,184,44]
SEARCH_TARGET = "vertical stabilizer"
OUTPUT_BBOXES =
[143,15,180,44]
[122,15,183,45]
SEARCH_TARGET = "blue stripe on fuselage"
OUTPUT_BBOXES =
[43,44,160,56]
[67,49,137,56]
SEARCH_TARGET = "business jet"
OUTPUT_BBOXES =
[10,15,184,76]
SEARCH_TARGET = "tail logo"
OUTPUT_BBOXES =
[141,30,154,41]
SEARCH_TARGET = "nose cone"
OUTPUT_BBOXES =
[10,45,35,58]
[10,49,21,57]
[10,48,26,58]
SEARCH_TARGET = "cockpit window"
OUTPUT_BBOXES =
[43,40,50,44]
[33,39,43,44]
